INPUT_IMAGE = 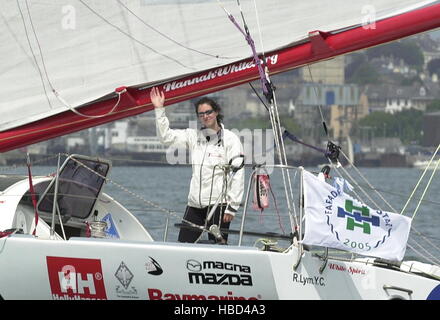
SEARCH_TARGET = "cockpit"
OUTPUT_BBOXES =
[8,154,152,241]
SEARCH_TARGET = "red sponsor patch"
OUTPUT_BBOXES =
[46,256,107,300]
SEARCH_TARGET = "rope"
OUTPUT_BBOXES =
[55,89,123,119]
[216,0,270,97]
[310,244,440,276]
[0,154,60,174]
[217,0,298,233]
[18,0,127,119]
[271,94,298,231]
[78,0,193,70]
[194,164,226,244]
[115,0,237,60]
[26,154,39,236]
[16,0,52,109]
[267,174,286,235]
[303,58,440,266]
[334,151,440,261]
[283,130,326,154]
[304,62,388,212]
[12,154,440,266]
[66,156,210,237]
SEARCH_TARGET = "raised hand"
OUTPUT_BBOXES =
[150,87,165,108]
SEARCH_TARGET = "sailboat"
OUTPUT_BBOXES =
[0,0,440,300]
[413,159,439,170]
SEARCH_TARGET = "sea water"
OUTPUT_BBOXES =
[108,165,440,263]
[3,165,439,263]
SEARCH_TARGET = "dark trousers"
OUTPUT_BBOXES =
[178,205,231,243]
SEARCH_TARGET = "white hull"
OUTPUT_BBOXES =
[0,235,439,300]
[0,155,438,300]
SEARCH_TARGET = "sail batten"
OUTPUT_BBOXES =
[1,0,440,151]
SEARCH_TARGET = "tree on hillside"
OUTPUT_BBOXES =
[396,109,423,143]
[357,109,423,144]
[345,53,367,80]
[426,99,440,113]
[349,61,379,85]
[358,111,394,137]
[366,40,424,71]
[400,76,423,86]
[427,58,440,76]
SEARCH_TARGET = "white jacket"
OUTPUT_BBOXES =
[155,107,244,215]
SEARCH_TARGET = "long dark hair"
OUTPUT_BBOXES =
[194,97,224,124]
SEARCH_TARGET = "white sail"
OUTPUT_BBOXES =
[0,0,438,134]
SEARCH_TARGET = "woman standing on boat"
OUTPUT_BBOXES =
[150,87,244,244]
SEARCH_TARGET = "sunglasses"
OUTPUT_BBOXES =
[197,109,215,118]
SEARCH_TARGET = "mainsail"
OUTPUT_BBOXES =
[1,0,440,152]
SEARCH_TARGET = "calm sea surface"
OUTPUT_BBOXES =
[4,164,440,263]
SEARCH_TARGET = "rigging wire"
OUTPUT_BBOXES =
[302,39,440,264]
[307,65,328,136]
[17,1,440,265]
[339,151,440,257]
[336,164,383,210]
[407,241,440,266]
[305,63,376,208]
[339,144,440,267]
[10,154,440,263]
[411,158,439,219]
[21,0,117,124]
[335,130,440,261]
[305,63,395,213]
[339,149,396,212]
[319,162,440,258]
[19,0,199,120]
[252,0,265,57]
[410,225,440,256]
[11,153,440,265]
[217,0,298,233]
[400,143,440,216]
[244,0,296,228]
[337,169,440,208]
[248,82,269,112]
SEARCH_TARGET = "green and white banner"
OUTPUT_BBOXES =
[302,170,412,261]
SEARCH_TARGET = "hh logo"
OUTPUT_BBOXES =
[337,200,379,234]
[46,256,107,300]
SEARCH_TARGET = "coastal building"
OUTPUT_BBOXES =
[363,83,439,114]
